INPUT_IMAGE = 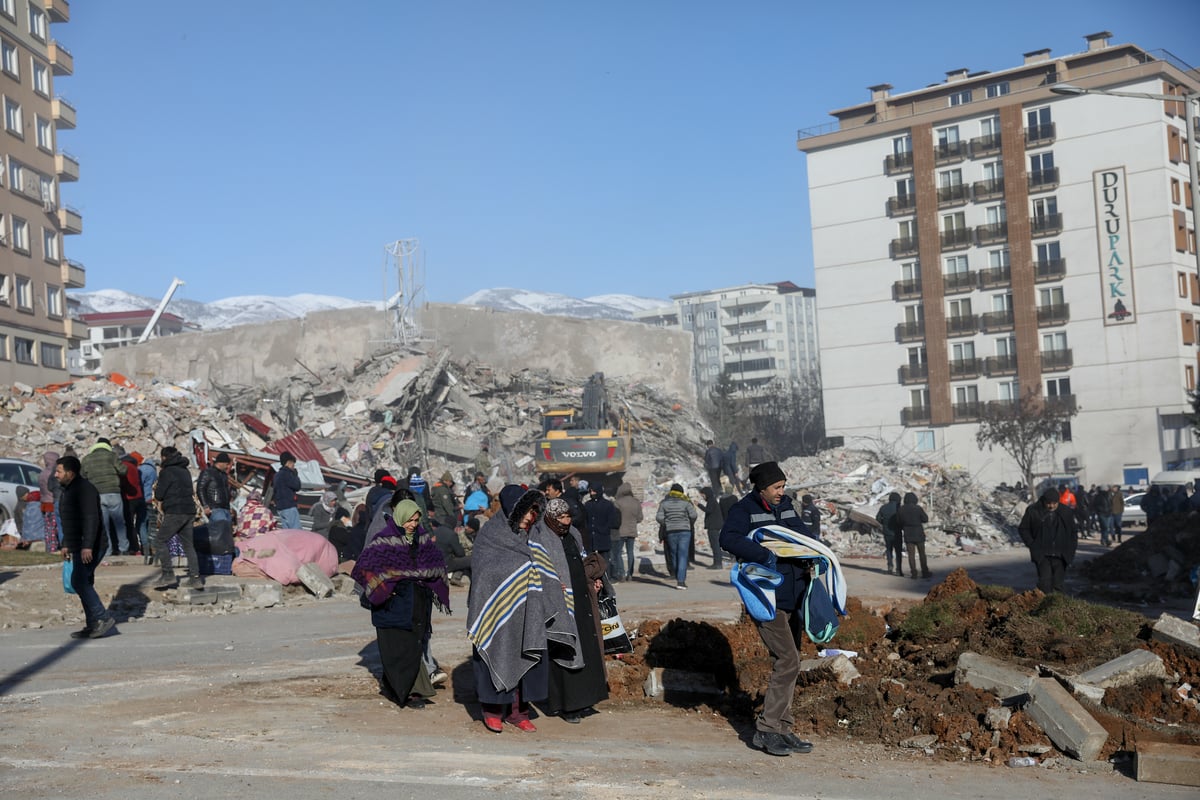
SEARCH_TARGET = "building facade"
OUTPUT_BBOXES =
[798,32,1199,487]
[0,0,79,386]
[634,281,820,400]
[74,310,188,376]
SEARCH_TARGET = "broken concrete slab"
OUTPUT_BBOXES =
[296,562,335,598]
[799,653,861,684]
[901,734,938,749]
[1136,741,1200,786]
[643,667,721,700]
[1071,649,1168,702]
[984,706,1012,730]
[175,585,241,605]
[955,651,1034,699]
[1025,677,1108,762]
[1151,614,1200,657]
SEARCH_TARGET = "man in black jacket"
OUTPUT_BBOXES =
[583,483,619,580]
[56,456,116,639]
[1018,489,1078,593]
[152,446,203,591]
[719,461,815,758]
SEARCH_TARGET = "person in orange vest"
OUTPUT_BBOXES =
[1058,484,1077,509]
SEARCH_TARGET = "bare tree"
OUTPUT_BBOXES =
[975,388,1078,490]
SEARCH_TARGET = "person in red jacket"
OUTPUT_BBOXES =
[118,453,144,555]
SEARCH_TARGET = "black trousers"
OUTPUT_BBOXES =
[1034,556,1067,593]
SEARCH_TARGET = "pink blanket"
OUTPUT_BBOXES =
[232,530,338,585]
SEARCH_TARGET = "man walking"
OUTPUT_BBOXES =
[1018,488,1078,594]
[56,455,116,639]
[583,483,620,582]
[273,451,302,530]
[81,437,129,556]
[152,446,203,591]
[703,440,724,492]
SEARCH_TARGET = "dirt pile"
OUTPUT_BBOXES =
[1081,513,1200,600]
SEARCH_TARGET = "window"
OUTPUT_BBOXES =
[1032,196,1058,219]
[28,6,46,42]
[1180,271,1191,298]
[998,380,1019,401]
[0,333,6,359]
[939,169,963,187]
[903,304,924,324]
[39,342,62,369]
[1042,331,1067,351]
[910,388,930,408]
[955,385,978,404]
[986,82,1010,98]
[942,211,967,232]
[897,219,917,240]
[35,115,51,151]
[901,260,921,281]
[1058,422,1072,442]
[14,274,31,310]
[989,249,1010,269]
[1036,241,1061,264]
[31,60,47,96]
[982,160,1003,181]
[996,337,1016,357]
[1173,178,1182,205]
[948,298,972,318]
[944,255,969,274]
[1027,107,1052,134]
[11,216,27,252]
[0,0,13,20]
[1046,377,1071,398]
[0,273,7,303]
[992,293,1013,312]
[986,204,1007,225]
[937,125,960,146]
[704,310,716,320]
[1039,287,1064,307]
[895,176,914,198]
[1188,365,1196,392]
[13,336,32,364]
[45,283,61,316]
[1,39,16,78]
[980,116,1000,138]
[952,342,975,361]
[908,346,927,365]
[4,96,21,135]
[7,158,21,191]
[949,89,972,107]
[893,135,911,156]
[0,214,5,246]
[915,431,935,452]
[38,174,52,206]
[42,227,57,262]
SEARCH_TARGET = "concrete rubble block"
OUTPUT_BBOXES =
[175,585,241,605]
[984,706,1012,730]
[798,654,861,684]
[296,562,335,598]
[643,667,721,700]
[1072,649,1167,702]
[954,651,1035,699]
[900,734,938,749]
[1026,677,1108,762]
[1151,614,1200,657]
[241,581,284,608]
[341,400,369,418]
[1136,742,1200,786]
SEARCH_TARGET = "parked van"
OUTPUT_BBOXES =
[1149,470,1200,487]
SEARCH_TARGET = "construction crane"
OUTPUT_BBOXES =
[137,277,185,344]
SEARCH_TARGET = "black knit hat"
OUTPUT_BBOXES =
[750,461,786,491]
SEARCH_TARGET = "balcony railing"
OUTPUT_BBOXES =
[979,308,1015,332]
[1028,168,1060,192]
[51,96,75,129]
[901,406,932,426]
[972,177,1005,202]
[984,355,1018,376]
[55,150,79,182]
[895,321,925,342]
[943,271,976,295]
[898,363,929,384]
[975,221,1008,244]
[936,183,969,206]
[892,279,922,300]
[1040,348,1074,371]
[940,228,972,250]
[946,314,979,336]
[62,258,85,288]
[952,402,984,422]
[970,132,1002,156]
[56,205,82,234]
[1031,213,1063,237]
[1033,258,1066,281]
[44,0,70,24]
[890,236,919,258]
[1036,303,1070,326]
[949,357,982,379]
[979,265,1012,289]
[986,398,1019,415]
[934,140,968,163]
[885,151,914,174]
[887,194,917,216]
[48,40,72,76]
[1045,394,1077,414]
[1026,123,1056,146]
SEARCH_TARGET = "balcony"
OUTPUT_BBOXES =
[1025,123,1056,147]
[946,314,979,336]
[1045,394,1077,414]
[885,151,914,174]
[1036,303,1070,327]
[940,228,972,251]
[55,150,79,182]
[970,132,1002,157]
[934,140,968,164]
[63,316,84,340]
[984,355,1018,377]
[949,358,982,379]
[895,321,925,342]
[936,183,969,207]
[943,270,976,295]
[901,405,932,426]
[952,402,984,422]
[986,398,1019,415]
[979,265,1012,289]
[56,205,82,234]
[892,278,922,300]
[1028,168,1059,193]
[979,308,1015,332]
[1034,258,1066,281]
[972,177,1005,202]
[898,363,929,384]
[1040,348,1074,371]
[1031,213,1063,237]
[890,236,919,259]
[887,194,917,216]
[51,96,75,129]
[48,40,72,76]
[975,221,1008,245]
[43,0,70,23]
[62,258,84,288]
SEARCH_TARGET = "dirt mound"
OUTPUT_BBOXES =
[1081,514,1200,602]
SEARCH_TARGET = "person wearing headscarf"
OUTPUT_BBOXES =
[309,490,338,539]
[40,450,61,552]
[235,490,277,540]
[539,497,609,723]
[352,499,450,709]
[467,486,581,733]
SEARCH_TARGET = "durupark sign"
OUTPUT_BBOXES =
[1093,167,1136,325]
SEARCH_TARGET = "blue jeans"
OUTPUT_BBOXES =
[70,543,110,628]
[617,538,635,579]
[666,531,691,586]
[99,493,128,553]
[278,507,301,530]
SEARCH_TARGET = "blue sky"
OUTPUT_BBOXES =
[61,1,1197,305]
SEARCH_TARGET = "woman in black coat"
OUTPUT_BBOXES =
[897,492,931,580]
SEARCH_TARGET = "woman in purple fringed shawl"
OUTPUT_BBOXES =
[351,499,450,709]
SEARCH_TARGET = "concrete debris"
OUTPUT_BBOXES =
[643,667,722,700]
[1136,742,1200,786]
[296,562,335,598]
[1071,649,1168,703]
[1026,676,1108,762]
[1151,613,1200,657]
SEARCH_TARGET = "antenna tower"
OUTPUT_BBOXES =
[383,238,425,345]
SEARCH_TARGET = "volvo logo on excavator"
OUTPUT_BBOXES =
[562,450,598,458]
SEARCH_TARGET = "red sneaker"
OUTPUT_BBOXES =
[505,717,537,733]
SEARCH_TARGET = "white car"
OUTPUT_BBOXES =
[0,458,43,525]
[1119,492,1146,528]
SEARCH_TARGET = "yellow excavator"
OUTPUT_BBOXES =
[534,373,632,477]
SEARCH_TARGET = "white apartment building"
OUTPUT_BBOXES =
[797,32,1198,487]
[634,281,820,399]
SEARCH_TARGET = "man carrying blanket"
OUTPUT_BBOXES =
[719,461,818,757]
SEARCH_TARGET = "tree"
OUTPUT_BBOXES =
[975,388,1078,490]
[1190,388,1200,439]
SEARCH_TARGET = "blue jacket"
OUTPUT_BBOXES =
[719,490,813,612]
[273,466,301,510]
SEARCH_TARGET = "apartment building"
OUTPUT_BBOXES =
[797,32,1198,487]
[74,310,188,376]
[634,281,820,399]
[0,0,79,386]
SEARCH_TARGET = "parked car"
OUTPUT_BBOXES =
[1120,492,1146,528]
[0,458,42,525]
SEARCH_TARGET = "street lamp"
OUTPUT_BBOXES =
[1050,82,1200,281]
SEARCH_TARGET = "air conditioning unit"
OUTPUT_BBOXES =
[1064,456,1082,471]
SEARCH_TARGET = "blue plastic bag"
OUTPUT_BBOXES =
[62,559,75,595]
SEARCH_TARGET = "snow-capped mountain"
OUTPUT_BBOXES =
[459,288,668,320]
[72,289,374,330]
